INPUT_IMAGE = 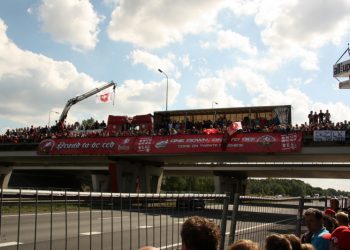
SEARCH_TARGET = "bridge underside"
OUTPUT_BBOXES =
[163,163,350,178]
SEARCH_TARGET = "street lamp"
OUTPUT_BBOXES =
[158,69,169,111]
[48,110,59,128]
[212,101,218,122]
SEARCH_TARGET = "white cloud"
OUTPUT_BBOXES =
[216,30,257,55]
[202,29,258,55]
[257,0,350,50]
[37,0,103,51]
[0,19,181,129]
[186,77,244,109]
[225,0,350,72]
[218,66,350,125]
[181,54,190,68]
[130,50,176,74]
[107,0,223,49]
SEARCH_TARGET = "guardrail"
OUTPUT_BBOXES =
[0,189,348,250]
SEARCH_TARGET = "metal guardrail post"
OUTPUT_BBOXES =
[228,193,240,245]
[296,196,304,237]
[324,196,328,210]
[219,195,230,250]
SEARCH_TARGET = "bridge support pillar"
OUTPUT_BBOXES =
[110,161,163,193]
[0,167,13,189]
[214,175,247,196]
[91,173,110,192]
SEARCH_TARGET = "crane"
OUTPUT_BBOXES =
[55,81,116,131]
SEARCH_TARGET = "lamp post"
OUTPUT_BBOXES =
[48,110,59,128]
[212,101,218,122]
[158,69,169,111]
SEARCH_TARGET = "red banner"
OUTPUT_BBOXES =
[37,132,302,155]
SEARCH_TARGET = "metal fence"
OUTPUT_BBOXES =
[0,189,348,250]
[0,189,228,250]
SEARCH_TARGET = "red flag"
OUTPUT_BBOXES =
[227,122,242,136]
[221,122,242,151]
[96,92,113,103]
[203,128,219,135]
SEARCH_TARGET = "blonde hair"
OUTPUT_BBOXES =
[335,212,349,226]
[301,243,315,250]
[229,239,260,250]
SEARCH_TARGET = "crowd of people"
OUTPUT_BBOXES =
[139,199,350,250]
[1,110,350,143]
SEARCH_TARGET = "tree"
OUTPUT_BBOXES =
[82,117,95,130]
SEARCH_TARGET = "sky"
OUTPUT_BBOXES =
[1,0,350,191]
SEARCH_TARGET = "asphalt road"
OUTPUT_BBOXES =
[0,200,303,250]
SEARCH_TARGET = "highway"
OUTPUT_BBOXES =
[0,203,301,250]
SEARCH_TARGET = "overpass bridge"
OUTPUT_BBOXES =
[1,132,350,194]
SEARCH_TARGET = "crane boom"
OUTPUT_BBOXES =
[57,81,116,130]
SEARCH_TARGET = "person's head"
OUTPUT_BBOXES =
[323,214,338,233]
[181,216,221,250]
[304,208,324,233]
[335,212,349,227]
[229,239,260,250]
[330,198,340,211]
[139,247,159,250]
[322,226,350,250]
[265,234,292,250]
[324,208,336,217]
[301,243,315,250]
[284,234,302,250]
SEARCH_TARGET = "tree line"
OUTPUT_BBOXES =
[161,176,349,197]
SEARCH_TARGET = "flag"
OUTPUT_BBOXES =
[96,92,113,104]
[221,122,242,151]
[203,128,219,135]
[227,122,242,136]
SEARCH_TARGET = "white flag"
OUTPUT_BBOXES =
[96,92,113,104]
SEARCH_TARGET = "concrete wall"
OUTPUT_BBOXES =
[106,161,163,193]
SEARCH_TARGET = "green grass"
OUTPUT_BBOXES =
[0,204,89,215]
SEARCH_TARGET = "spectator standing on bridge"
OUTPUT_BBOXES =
[325,110,331,123]
[228,239,260,250]
[303,208,329,250]
[313,112,319,125]
[180,216,221,250]
[308,111,313,125]
[318,110,325,124]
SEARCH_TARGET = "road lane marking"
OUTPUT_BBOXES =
[160,243,181,249]
[139,226,153,229]
[80,232,102,236]
[98,216,129,220]
[0,242,23,247]
[225,218,295,235]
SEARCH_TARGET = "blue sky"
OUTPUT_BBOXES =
[1,0,350,191]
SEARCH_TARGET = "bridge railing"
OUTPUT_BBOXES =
[0,189,348,250]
